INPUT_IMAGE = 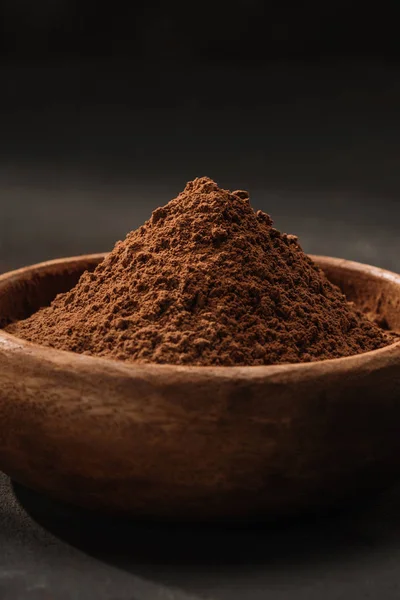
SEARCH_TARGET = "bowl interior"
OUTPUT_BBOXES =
[0,256,102,329]
[0,254,399,334]
[318,258,400,333]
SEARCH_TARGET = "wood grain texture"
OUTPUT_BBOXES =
[0,254,399,521]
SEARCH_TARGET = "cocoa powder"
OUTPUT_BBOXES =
[6,177,393,365]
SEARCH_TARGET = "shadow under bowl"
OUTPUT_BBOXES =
[0,254,399,521]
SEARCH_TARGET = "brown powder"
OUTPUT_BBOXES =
[6,177,393,366]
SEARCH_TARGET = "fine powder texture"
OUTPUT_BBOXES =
[7,177,392,366]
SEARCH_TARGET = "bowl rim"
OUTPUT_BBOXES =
[0,253,399,380]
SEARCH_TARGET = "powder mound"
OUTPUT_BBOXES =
[6,177,393,366]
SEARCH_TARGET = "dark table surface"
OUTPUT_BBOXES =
[0,60,400,599]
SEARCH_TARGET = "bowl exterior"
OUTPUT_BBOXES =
[0,256,399,519]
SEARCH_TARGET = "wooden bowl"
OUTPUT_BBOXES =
[0,254,400,521]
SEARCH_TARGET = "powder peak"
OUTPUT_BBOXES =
[183,176,219,194]
[6,178,392,366]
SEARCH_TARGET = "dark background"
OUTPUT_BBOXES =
[0,1,399,275]
[1,1,400,61]
[1,3,400,599]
